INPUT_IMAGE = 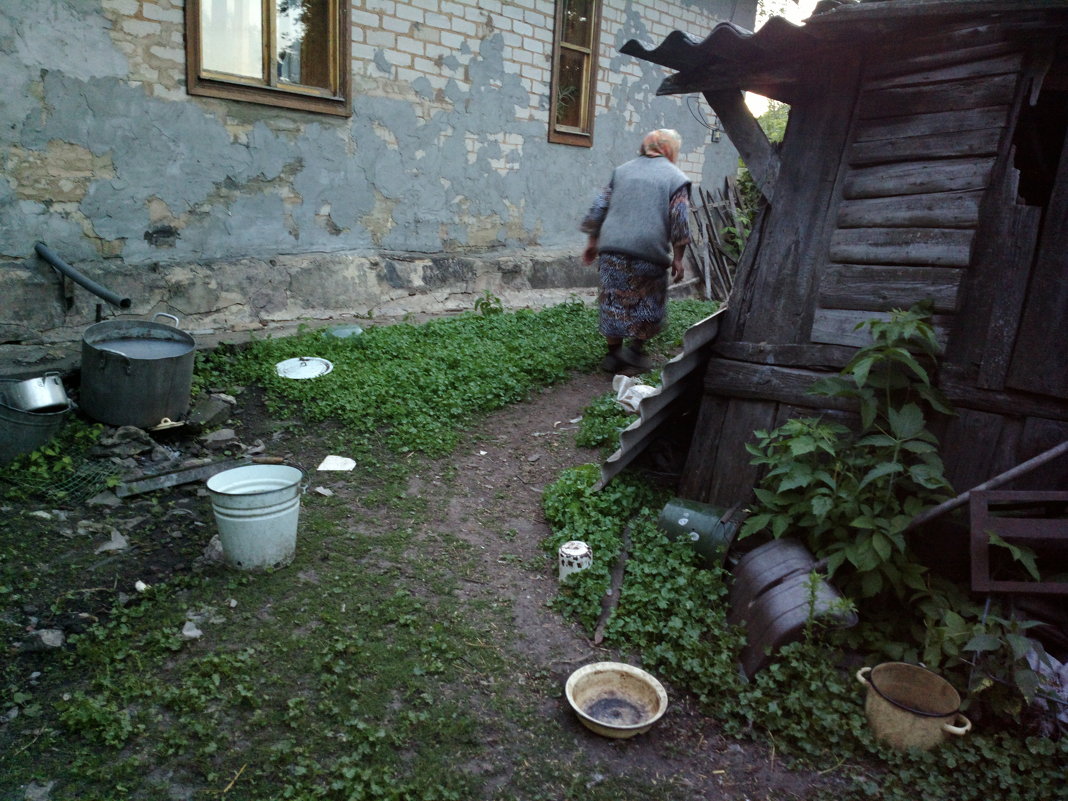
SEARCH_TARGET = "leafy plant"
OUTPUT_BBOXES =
[720,209,752,261]
[741,303,954,601]
[0,418,108,501]
[473,289,504,316]
[541,458,1068,801]
[575,391,632,453]
[913,579,1055,724]
[739,303,1055,724]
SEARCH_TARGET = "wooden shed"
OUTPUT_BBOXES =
[622,0,1068,513]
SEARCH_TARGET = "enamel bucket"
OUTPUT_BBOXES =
[206,464,306,571]
[857,662,972,750]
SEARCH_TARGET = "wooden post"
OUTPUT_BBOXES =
[703,89,780,202]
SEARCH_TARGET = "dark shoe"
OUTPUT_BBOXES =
[600,350,625,372]
[621,346,652,371]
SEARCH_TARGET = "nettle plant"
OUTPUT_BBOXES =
[740,304,1054,723]
[741,303,954,602]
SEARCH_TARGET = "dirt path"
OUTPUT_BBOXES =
[412,371,831,799]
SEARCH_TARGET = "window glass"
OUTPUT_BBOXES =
[561,0,593,47]
[555,49,586,129]
[201,0,262,79]
[276,0,333,92]
[187,0,350,116]
[549,0,600,146]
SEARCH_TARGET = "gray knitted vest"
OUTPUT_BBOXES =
[597,155,690,266]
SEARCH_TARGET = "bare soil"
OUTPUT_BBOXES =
[414,371,836,799]
[3,370,843,799]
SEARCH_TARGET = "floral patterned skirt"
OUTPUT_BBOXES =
[597,252,669,340]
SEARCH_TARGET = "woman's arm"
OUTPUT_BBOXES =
[580,184,613,264]
[668,185,692,283]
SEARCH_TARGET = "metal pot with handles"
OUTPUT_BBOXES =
[80,313,196,429]
[1,372,69,413]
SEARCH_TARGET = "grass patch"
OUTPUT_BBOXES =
[1,298,723,800]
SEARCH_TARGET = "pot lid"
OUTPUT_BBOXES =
[275,357,333,379]
[327,325,364,338]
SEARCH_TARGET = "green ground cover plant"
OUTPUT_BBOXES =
[196,297,714,461]
[2,297,724,801]
[574,392,635,453]
[541,465,1068,801]
[543,302,1067,800]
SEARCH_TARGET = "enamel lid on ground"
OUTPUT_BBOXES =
[275,357,333,379]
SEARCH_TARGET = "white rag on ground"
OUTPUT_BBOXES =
[612,375,660,414]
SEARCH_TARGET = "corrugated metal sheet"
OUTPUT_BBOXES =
[619,1,1054,103]
[620,17,809,75]
[595,308,724,490]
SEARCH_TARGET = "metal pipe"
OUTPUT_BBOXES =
[905,439,1068,532]
[34,241,131,309]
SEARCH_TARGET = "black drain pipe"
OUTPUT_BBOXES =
[34,241,131,309]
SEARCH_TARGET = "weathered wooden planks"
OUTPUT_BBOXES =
[829,227,974,266]
[1006,121,1068,400]
[703,359,853,411]
[680,395,778,505]
[723,59,862,345]
[865,49,1023,89]
[843,159,994,198]
[977,204,1042,390]
[668,7,1068,513]
[710,341,857,370]
[853,106,1009,142]
[848,129,1002,166]
[859,73,1017,119]
[811,308,952,348]
[819,263,962,313]
[940,372,1068,422]
[836,191,982,228]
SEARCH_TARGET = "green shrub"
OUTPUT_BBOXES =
[541,462,1068,801]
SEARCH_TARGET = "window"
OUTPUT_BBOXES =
[549,0,601,146]
[186,0,351,116]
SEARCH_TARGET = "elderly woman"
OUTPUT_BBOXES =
[581,129,692,372]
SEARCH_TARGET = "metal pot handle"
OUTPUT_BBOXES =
[293,462,310,494]
[943,714,971,737]
[856,667,872,686]
[97,347,133,376]
[152,312,181,328]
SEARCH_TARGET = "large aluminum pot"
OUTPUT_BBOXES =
[80,313,195,429]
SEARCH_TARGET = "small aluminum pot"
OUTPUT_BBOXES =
[2,372,69,413]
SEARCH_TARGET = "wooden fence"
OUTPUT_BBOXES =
[686,176,750,302]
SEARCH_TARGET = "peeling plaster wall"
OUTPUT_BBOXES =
[0,0,754,369]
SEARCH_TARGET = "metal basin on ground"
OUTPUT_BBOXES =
[1,372,69,413]
[0,379,73,464]
[565,662,668,738]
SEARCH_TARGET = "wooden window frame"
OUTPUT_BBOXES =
[548,0,601,147]
[185,0,351,117]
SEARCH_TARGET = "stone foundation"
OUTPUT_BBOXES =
[1,247,602,376]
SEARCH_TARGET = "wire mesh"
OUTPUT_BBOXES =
[5,459,124,505]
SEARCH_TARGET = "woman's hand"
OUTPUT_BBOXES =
[583,237,599,265]
[670,255,685,283]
